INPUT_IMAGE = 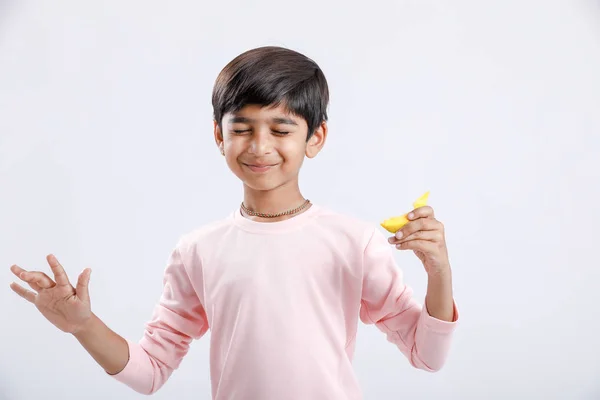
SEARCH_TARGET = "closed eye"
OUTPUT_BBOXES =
[231,129,289,135]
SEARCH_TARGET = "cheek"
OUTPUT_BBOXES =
[279,141,306,164]
[223,143,243,169]
[224,140,243,158]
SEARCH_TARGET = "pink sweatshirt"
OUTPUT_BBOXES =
[111,204,459,399]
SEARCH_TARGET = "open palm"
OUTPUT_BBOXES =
[10,254,92,334]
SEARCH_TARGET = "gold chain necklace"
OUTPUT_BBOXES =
[240,199,311,218]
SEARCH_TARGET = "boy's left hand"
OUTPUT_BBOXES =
[387,205,450,276]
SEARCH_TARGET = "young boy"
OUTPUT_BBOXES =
[9,46,458,399]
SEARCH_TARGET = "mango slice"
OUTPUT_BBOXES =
[412,191,430,209]
[380,191,430,233]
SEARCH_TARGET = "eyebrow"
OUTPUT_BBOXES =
[229,116,298,126]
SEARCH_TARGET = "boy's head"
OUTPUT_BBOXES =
[212,46,329,192]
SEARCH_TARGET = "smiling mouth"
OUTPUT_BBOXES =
[243,163,278,173]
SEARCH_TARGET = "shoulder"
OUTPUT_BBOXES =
[313,205,380,247]
[175,212,236,252]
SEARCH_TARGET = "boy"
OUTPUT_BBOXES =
[9,46,459,399]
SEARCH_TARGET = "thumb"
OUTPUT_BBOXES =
[76,268,92,303]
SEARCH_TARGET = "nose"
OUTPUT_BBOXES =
[248,130,273,156]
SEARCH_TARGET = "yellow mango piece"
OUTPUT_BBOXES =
[380,214,410,233]
[412,191,430,209]
[380,191,430,233]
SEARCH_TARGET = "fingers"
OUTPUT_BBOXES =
[25,280,43,292]
[389,217,443,243]
[76,268,92,303]
[9,282,36,303]
[10,265,41,291]
[390,229,444,246]
[10,265,55,290]
[10,264,25,278]
[407,205,434,220]
[46,254,71,287]
[395,239,437,252]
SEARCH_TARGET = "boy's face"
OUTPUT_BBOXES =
[214,104,327,192]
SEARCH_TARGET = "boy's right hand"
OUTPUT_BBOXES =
[10,254,93,334]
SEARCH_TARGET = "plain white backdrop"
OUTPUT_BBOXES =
[1,1,599,399]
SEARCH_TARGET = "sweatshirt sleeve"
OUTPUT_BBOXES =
[359,227,459,372]
[109,242,209,394]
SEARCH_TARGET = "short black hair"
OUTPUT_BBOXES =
[212,46,329,141]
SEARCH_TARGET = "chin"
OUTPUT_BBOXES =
[243,179,285,192]
[241,173,295,192]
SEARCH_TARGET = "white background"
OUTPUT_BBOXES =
[1,1,599,399]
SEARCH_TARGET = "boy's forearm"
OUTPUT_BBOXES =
[72,313,130,375]
[425,267,455,322]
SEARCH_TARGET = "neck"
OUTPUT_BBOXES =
[241,180,309,222]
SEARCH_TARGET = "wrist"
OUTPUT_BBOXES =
[72,313,98,339]
[427,263,452,279]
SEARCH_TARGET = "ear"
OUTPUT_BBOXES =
[214,120,225,155]
[305,121,328,159]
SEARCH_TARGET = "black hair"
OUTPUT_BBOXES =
[212,46,329,141]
